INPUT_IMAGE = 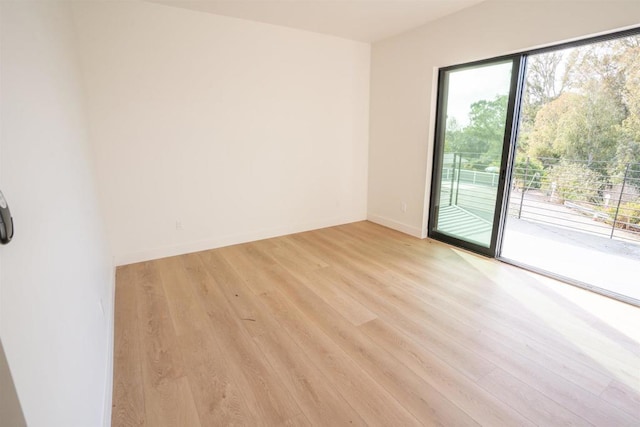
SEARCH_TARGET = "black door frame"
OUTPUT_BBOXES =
[427,26,640,306]
[427,54,525,257]
[429,26,640,259]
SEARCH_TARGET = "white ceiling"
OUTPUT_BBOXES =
[150,0,484,42]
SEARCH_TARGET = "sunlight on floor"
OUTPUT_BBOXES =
[452,248,640,392]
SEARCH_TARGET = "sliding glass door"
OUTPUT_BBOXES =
[428,29,640,305]
[499,33,640,304]
[428,57,522,256]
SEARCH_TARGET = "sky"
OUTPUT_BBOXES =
[446,60,513,127]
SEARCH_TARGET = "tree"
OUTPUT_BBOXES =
[512,156,544,190]
[518,50,577,154]
[558,80,624,168]
[544,161,602,203]
[523,38,637,177]
[527,92,577,162]
[615,44,640,186]
[527,87,624,176]
[445,95,508,168]
[523,51,576,111]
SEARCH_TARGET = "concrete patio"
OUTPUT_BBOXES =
[502,192,640,303]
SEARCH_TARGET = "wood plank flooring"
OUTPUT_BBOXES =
[112,221,640,426]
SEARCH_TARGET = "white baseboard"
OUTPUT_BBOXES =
[367,213,424,238]
[102,266,116,427]
[114,215,367,266]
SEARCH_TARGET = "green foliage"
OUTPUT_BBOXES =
[620,48,640,143]
[512,157,544,189]
[444,34,640,200]
[607,201,640,228]
[544,161,602,203]
[445,94,508,164]
[528,87,624,171]
[520,35,640,181]
[615,44,640,186]
[520,51,576,129]
[527,93,578,161]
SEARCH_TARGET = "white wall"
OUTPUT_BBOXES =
[368,0,640,237]
[72,1,371,265]
[0,2,114,426]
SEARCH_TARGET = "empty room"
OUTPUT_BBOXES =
[1,0,639,426]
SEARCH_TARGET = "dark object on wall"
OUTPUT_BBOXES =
[0,190,14,244]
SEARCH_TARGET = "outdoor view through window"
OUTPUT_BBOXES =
[433,33,640,303]
[434,60,513,247]
[501,34,640,302]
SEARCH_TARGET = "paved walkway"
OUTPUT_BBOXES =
[502,204,640,303]
[510,189,640,244]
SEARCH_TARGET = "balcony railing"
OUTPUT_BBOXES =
[512,158,640,242]
[441,153,640,243]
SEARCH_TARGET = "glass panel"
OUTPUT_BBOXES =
[500,34,640,303]
[432,61,513,247]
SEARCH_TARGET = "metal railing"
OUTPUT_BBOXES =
[510,158,640,242]
[442,168,499,187]
[440,152,500,222]
[441,153,640,243]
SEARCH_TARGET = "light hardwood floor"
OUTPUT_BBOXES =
[112,221,640,426]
